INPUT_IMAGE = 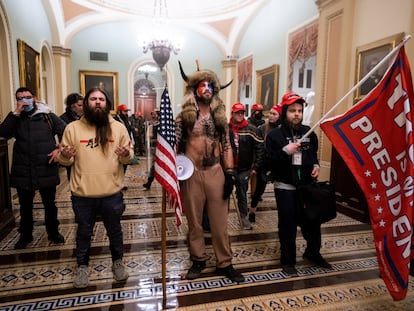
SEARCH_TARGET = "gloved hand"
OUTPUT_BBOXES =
[223,172,236,200]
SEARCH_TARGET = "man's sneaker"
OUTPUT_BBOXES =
[303,253,332,269]
[14,235,33,249]
[48,232,65,244]
[241,217,253,230]
[73,265,89,288]
[248,212,256,223]
[112,259,129,281]
[185,261,206,280]
[282,265,298,276]
[216,265,245,283]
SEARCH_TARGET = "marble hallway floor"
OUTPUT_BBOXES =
[0,159,413,311]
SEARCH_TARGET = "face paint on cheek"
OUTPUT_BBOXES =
[196,81,213,97]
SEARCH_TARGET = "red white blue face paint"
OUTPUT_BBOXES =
[196,80,214,97]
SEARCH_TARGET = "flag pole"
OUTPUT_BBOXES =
[161,188,167,309]
[301,34,412,141]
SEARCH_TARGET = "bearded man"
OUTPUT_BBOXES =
[58,87,134,289]
[265,91,332,276]
[176,62,245,283]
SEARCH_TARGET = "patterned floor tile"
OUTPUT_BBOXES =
[2,164,413,310]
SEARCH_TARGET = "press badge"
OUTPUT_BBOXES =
[291,137,303,165]
[292,150,302,165]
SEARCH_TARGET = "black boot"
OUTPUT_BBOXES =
[143,177,153,190]
[186,261,206,280]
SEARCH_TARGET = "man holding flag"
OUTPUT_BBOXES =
[175,62,245,283]
[321,45,414,301]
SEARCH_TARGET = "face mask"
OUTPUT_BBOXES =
[22,98,34,112]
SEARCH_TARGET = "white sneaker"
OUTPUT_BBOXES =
[241,217,253,230]
[73,265,89,288]
[112,259,129,281]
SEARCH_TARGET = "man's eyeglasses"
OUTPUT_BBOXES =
[16,96,33,101]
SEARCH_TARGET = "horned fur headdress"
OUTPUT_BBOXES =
[179,60,232,132]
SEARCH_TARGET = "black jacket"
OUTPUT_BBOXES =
[265,123,318,186]
[0,103,66,190]
[60,109,79,124]
[229,121,264,173]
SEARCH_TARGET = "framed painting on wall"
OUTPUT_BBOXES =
[79,70,118,111]
[256,64,279,112]
[17,39,40,98]
[354,32,404,102]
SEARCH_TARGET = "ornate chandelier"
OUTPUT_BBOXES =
[142,0,180,70]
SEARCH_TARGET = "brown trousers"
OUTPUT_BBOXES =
[181,163,233,268]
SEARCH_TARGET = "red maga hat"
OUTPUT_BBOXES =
[279,91,305,106]
[117,104,130,111]
[271,104,282,115]
[231,102,246,113]
[251,103,263,111]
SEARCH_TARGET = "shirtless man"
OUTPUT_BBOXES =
[176,62,244,283]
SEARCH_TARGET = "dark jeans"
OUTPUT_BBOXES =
[146,164,155,186]
[251,172,267,208]
[16,187,60,238]
[71,192,125,266]
[235,170,250,217]
[274,188,297,266]
[275,187,323,266]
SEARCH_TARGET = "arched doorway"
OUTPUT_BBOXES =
[134,78,156,122]
[40,43,56,111]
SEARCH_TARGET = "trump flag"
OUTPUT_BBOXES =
[320,46,414,301]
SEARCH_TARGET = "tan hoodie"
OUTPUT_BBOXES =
[58,116,133,198]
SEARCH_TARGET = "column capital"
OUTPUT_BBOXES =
[222,55,238,68]
[52,46,71,57]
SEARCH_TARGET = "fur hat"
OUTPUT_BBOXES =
[179,61,231,131]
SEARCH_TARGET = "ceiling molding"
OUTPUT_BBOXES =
[62,0,94,24]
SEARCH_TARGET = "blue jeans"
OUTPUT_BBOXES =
[71,192,125,266]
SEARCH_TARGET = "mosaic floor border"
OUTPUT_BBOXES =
[0,257,392,311]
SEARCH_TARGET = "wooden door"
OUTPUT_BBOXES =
[330,147,370,223]
[134,95,156,122]
[0,138,14,239]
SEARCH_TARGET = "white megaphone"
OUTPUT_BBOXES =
[176,154,194,181]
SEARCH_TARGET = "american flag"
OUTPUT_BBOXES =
[154,88,183,225]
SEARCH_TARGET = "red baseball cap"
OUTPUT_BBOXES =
[279,91,305,106]
[251,103,263,112]
[117,104,130,111]
[231,102,246,113]
[135,111,142,117]
[271,104,282,115]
